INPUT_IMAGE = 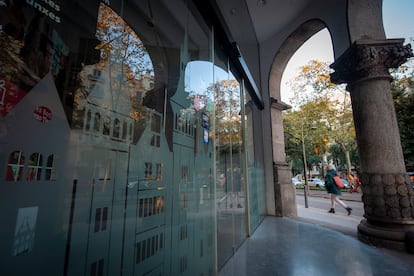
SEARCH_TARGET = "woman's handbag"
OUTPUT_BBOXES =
[333,176,345,188]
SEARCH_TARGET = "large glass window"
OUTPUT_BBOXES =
[0,0,262,275]
[213,60,248,269]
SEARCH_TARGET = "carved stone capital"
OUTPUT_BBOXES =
[330,39,413,86]
[360,172,414,223]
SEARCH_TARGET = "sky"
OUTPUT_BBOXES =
[280,0,414,103]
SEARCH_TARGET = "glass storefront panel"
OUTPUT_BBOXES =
[244,94,266,233]
[0,1,217,275]
[0,0,266,275]
[214,59,248,268]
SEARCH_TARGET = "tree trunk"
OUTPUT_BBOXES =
[340,143,352,173]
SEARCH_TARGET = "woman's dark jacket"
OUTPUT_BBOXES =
[325,169,342,195]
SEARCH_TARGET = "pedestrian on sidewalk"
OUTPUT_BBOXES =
[346,171,356,192]
[324,165,352,215]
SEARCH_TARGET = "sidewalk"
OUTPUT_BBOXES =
[219,215,414,276]
[294,189,414,269]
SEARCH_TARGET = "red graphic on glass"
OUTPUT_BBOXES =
[34,106,52,123]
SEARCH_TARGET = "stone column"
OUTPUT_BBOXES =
[270,98,297,217]
[330,39,414,252]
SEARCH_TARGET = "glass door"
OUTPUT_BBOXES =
[214,58,248,269]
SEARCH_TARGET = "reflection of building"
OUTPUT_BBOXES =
[125,109,172,275]
[1,0,413,275]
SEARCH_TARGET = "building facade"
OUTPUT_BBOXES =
[0,0,413,275]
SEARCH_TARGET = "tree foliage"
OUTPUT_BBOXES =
[284,60,357,175]
[391,58,414,169]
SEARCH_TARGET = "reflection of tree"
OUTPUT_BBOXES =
[71,3,154,136]
[95,4,153,81]
[0,24,39,116]
[210,79,241,147]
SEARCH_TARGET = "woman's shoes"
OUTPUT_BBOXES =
[328,207,352,215]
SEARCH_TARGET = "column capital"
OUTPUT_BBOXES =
[270,97,291,111]
[330,39,413,86]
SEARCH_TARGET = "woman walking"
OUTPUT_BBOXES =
[325,165,352,215]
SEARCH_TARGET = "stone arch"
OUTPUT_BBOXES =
[268,19,332,217]
[269,19,330,168]
[269,19,327,101]
[347,0,386,42]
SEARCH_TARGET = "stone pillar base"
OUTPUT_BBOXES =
[358,219,414,253]
[273,162,297,217]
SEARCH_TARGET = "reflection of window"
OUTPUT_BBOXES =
[156,163,162,180]
[135,232,164,264]
[175,112,194,136]
[177,115,184,132]
[94,113,101,132]
[135,91,142,101]
[103,116,110,135]
[150,135,160,147]
[6,151,25,181]
[155,196,165,214]
[129,124,133,139]
[138,196,165,218]
[148,197,153,216]
[93,69,101,78]
[85,110,92,131]
[113,118,120,138]
[94,207,108,232]
[102,207,108,230]
[180,224,188,240]
[180,256,188,273]
[181,194,188,209]
[45,155,57,181]
[90,259,104,276]
[27,153,43,181]
[145,162,152,179]
[150,113,161,147]
[122,121,127,139]
[181,165,189,180]
[94,208,101,232]
[151,113,161,133]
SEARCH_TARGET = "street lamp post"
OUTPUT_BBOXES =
[301,121,309,208]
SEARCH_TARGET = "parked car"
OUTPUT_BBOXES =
[308,178,324,187]
[292,178,301,186]
[341,178,350,189]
